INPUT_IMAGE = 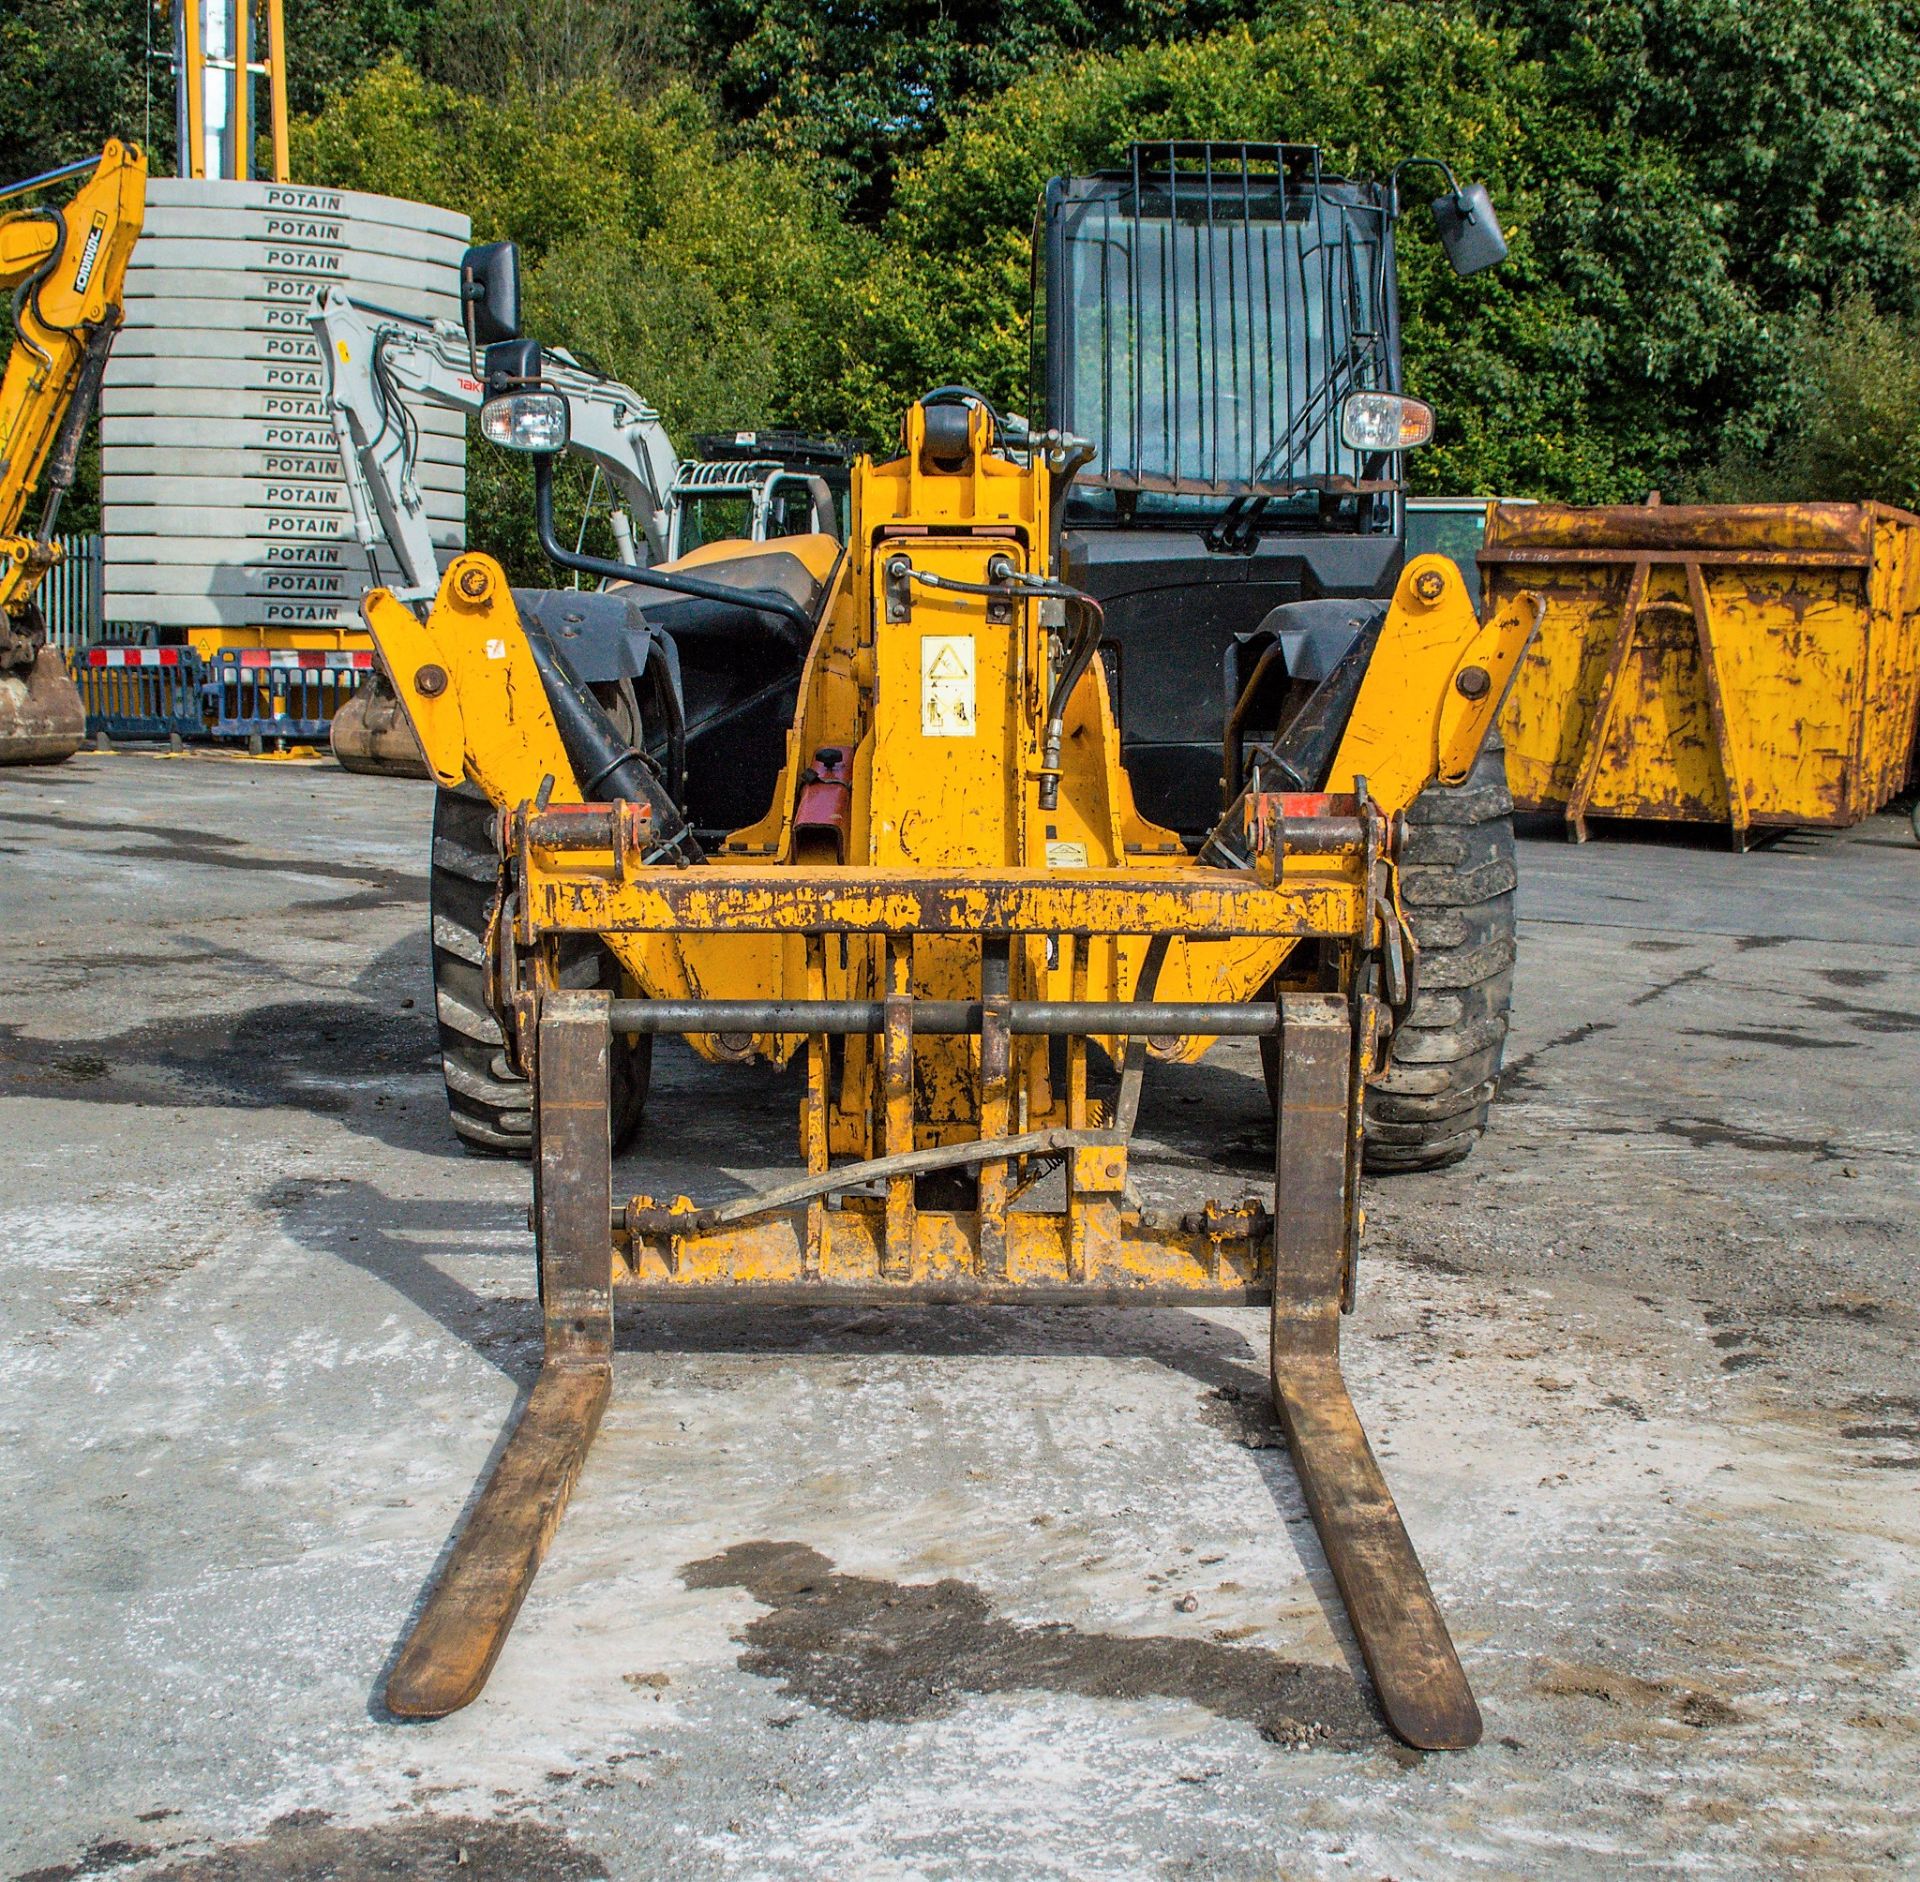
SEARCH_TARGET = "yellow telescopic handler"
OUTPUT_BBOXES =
[361,379,1540,1748]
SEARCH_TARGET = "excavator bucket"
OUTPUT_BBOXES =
[0,637,85,764]
[328,671,430,777]
[363,397,1539,1748]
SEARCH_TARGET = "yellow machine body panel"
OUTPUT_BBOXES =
[183,624,372,658]
[0,139,147,761]
[0,139,147,564]
[368,409,1534,1133]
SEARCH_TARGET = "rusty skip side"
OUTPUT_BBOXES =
[1484,500,1920,846]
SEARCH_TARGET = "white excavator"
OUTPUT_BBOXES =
[314,242,853,1154]
[312,249,840,771]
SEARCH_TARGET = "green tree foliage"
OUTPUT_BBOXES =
[0,0,167,183]
[0,0,446,184]
[1692,298,1920,508]
[838,10,1715,500]
[292,61,867,432]
[21,0,1920,536]
[415,0,692,103]
[836,0,1920,502]
[680,0,1259,218]
[282,0,443,118]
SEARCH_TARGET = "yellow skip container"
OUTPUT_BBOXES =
[1483,500,1920,847]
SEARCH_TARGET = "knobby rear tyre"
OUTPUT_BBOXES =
[1258,743,1517,1173]
[1363,743,1516,1171]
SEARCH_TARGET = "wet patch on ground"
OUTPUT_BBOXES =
[681,1540,1382,1749]
[1495,1019,1615,1096]
[0,1001,439,1118]
[1629,963,1712,1006]
[1654,1116,1843,1160]
[12,1838,157,1881]
[41,1812,609,1880]
[0,807,426,911]
[1682,1025,1859,1051]
[1841,1394,1920,1470]
[1196,1378,1284,1450]
[1800,991,1920,1035]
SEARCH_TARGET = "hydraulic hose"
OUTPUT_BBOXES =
[533,454,813,648]
[519,614,703,864]
[8,207,64,375]
[36,318,118,543]
[1037,587,1105,813]
[644,634,687,805]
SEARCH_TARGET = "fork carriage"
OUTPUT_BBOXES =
[388,796,1481,1751]
[511,793,1387,1296]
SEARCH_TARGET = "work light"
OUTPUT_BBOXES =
[481,390,570,453]
[1340,392,1434,452]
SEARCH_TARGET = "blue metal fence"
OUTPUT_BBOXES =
[206,649,374,742]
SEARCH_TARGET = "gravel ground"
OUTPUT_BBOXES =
[1,753,1915,1880]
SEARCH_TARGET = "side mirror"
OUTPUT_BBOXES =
[1430,184,1508,276]
[461,241,521,347]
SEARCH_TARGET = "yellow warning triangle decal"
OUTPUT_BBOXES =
[927,645,968,679]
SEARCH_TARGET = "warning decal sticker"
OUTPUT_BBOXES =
[920,634,976,737]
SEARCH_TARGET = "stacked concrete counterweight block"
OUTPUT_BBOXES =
[101,179,471,646]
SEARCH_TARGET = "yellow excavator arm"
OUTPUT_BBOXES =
[0,138,145,763]
[0,138,147,624]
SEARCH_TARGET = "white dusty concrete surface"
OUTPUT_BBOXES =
[1,754,1916,1880]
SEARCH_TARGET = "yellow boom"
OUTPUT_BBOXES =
[0,139,147,762]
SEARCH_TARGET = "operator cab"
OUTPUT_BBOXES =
[1036,141,1504,837]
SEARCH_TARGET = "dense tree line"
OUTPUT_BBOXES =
[13,0,1920,544]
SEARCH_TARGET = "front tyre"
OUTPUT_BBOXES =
[429,784,650,1158]
[1257,743,1517,1172]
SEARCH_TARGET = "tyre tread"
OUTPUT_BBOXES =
[1363,744,1515,1172]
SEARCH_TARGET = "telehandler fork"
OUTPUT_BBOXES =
[362,392,1539,1749]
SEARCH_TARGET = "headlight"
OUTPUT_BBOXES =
[481,390,570,453]
[1340,392,1434,452]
